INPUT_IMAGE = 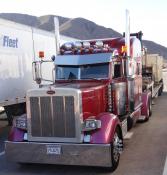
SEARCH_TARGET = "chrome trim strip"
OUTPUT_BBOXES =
[134,102,143,111]
[130,106,141,118]
[50,97,54,136]
[39,97,42,136]
[63,96,67,136]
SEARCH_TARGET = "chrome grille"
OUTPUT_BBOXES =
[30,96,76,138]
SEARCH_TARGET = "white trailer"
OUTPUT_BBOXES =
[0,18,75,124]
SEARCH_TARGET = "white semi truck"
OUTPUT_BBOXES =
[0,18,75,125]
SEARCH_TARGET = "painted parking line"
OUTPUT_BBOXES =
[163,156,167,175]
[0,151,5,156]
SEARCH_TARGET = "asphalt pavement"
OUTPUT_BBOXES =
[0,93,167,175]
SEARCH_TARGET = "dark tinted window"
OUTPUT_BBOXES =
[113,63,122,78]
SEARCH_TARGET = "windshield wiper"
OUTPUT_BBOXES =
[58,78,66,79]
[81,77,107,81]
[56,78,77,81]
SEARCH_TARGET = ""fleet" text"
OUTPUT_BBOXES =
[3,36,18,48]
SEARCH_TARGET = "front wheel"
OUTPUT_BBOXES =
[108,127,123,172]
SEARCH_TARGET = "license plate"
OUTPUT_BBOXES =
[46,145,61,155]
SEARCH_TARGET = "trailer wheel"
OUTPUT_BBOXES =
[145,96,151,121]
[127,116,133,131]
[149,97,152,117]
[158,86,163,96]
[108,127,122,172]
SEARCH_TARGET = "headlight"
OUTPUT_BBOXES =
[82,118,101,131]
[13,114,27,130]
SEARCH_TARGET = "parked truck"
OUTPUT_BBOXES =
[142,52,163,98]
[5,12,163,171]
[0,17,75,125]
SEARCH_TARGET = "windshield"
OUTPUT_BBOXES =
[56,63,109,80]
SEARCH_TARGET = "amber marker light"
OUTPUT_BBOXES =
[39,51,45,59]
[121,45,127,53]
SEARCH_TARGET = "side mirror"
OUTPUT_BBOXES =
[51,55,56,61]
[32,60,55,85]
[32,61,42,84]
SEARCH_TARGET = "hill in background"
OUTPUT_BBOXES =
[0,13,167,59]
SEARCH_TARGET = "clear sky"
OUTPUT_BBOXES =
[0,0,167,47]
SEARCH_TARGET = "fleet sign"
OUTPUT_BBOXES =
[2,35,18,48]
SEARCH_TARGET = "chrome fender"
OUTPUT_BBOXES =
[90,113,122,144]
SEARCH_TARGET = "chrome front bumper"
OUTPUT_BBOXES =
[5,141,112,167]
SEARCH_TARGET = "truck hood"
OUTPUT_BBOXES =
[54,81,107,91]
[54,81,108,120]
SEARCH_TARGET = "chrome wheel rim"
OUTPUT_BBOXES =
[113,132,120,162]
[147,100,151,117]
[149,100,152,113]
[147,105,150,117]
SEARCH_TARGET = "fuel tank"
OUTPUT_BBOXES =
[112,82,127,116]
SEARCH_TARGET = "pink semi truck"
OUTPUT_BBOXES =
[5,13,163,172]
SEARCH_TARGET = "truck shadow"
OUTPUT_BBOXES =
[18,163,112,175]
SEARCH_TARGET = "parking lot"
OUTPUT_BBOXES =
[0,93,167,175]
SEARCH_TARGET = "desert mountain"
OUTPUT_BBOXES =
[0,13,167,58]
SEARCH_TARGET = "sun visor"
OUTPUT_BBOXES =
[54,53,112,65]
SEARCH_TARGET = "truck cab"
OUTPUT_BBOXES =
[5,35,151,172]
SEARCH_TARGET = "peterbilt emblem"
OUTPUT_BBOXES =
[47,90,55,95]
[47,87,55,95]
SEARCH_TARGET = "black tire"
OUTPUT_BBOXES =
[158,86,163,96]
[127,116,133,131]
[149,97,152,117]
[4,105,14,126]
[4,103,26,126]
[107,127,122,172]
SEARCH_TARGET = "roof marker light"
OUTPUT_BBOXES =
[121,45,127,53]
[39,51,44,59]
[64,43,72,50]
[83,41,90,48]
[73,41,82,49]
[95,41,103,48]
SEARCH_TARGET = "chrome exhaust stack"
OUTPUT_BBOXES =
[54,17,60,55]
[125,10,135,111]
[125,9,130,57]
[125,9,133,77]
